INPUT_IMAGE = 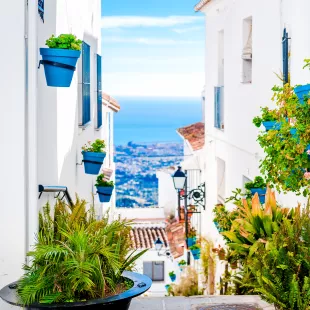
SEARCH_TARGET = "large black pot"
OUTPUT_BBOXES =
[0,271,151,310]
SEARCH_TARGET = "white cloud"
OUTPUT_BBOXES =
[102,36,199,45]
[172,26,204,34]
[102,72,205,97]
[101,15,204,29]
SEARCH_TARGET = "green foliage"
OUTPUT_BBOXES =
[45,34,82,50]
[256,83,310,196]
[178,260,186,266]
[169,271,175,277]
[188,227,197,238]
[252,107,278,128]
[95,174,114,187]
[244,176,266,190]
[17,197,147,306]
[189,244,200,250]
[220,188,310,309]
[82,139,106,153]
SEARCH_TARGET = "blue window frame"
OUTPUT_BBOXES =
[214,86,224,129]
[282,28,289,85]
[82,42,91,126]
[97,54,102,129]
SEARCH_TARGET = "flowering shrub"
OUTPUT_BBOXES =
[255,81,310,196]
[82,139,106,153]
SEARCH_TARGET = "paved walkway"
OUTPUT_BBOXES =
[129,296,274,310]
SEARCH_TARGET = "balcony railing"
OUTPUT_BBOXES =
[214,86,224,129]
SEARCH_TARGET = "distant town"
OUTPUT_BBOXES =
[115,142,183,208]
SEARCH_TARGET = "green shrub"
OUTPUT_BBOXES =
[95,174,114,187]
[82,139,106,153]
[17,197,146,305]
[244,176,266,190]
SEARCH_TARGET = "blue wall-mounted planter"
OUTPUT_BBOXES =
[290,128,299,140]
[82,151,106,175]
[262,121,281,131]
[294,84,310,104]
[186,237,196,247]
[165,285,171,291]
[249,187,267,204]
[190,249,201,260]
[97,186,114,203]
[39,48,81,87]
[178,263,186,271]
[169,274,176,282]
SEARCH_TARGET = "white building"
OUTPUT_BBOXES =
[0,1,118,308]
[195,0,310,290]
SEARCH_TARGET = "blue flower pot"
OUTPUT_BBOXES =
[165,285,171,291]
[187,237,196,247]
[169,274,176,282]
[290,128,299,140]
[178,263,186,271]
[39,48,81,87]
[294,84,310,104]
[82,152,106,175]
[190,249,201,260]
[96,186,114,203]
[249,188,267,204]
[214,221,223,232]
[262,121,281,131]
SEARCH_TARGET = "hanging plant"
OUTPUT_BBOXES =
[189,244,201,260]
[253,107,281,131]
[244,176,267,204]
[169,271,176,282]
[255,77,310,196]
[81,139,106,175]
[39,34,82,87]
[95,173,114,203]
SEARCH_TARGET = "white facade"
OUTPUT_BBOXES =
[0,1,117,308]
[196,0,310,291]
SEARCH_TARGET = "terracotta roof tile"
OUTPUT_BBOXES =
[102,92,121,112]
[177,122,205,151]
[131,227,168,249]
[194,0,212,11]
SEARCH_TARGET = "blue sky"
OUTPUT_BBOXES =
[101,0,205,97]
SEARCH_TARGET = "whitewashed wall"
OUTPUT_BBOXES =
[200,0,310,292]
[0,2,26,309]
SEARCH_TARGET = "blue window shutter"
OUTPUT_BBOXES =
[97,54,102,129]
[82,42,91,126]
[282,28,289,85]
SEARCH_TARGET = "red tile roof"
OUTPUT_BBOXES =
[166,223,185,259]
[177,122,205,151]
[102,92,121,112]
[130,227,168,249]
[194,0,212,11]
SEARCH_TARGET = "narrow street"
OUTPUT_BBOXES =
[130,296,274,310]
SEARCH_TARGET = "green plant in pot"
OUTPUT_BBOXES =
[178,259,186,271]
[39,34,83,87]
[82,139,106,175]
[244,176,267,204]
[95,173,115,203]
[0,197,150,309]
[189,244,201,260]
[169,271,176,282]
[253,107,279,131]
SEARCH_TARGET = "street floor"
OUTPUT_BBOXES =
[129,296,274,310]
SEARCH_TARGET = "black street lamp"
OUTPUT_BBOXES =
[154,238,172,259]
[172,166,187,190]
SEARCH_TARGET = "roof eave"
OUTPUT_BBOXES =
[194,0,212,12]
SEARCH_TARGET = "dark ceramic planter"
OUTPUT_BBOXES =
[0,271,151,310]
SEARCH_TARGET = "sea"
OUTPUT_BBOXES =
[114,97,202,145]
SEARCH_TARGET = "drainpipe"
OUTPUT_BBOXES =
[26,0,38,256]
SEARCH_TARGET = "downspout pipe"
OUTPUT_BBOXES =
[26,0,38,255]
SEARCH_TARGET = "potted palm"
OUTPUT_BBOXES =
[169,271,176,282]
[82,139,106,175]
[245,176,267,204]
[39,34,82,87]
[0,197,151,309]
[178,260,187,271]
[189,245,201,260]
[95,173,114,203]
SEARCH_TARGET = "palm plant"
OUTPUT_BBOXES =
[17,197,147,306]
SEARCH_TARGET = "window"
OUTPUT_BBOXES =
[214,86,224,129]
[242,17,252,83]
[96,54,102,129]
[81,42,91,126]
[143,261,164,281]
[282,28,289,85]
